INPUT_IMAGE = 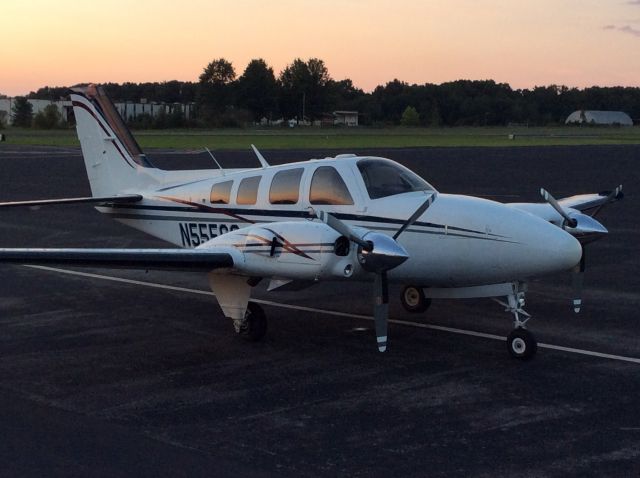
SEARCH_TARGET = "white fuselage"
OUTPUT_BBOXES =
[98,155,581,287]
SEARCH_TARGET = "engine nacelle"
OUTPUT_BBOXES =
[200,221,361,281]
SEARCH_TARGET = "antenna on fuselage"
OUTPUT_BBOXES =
[204,147,225,176]
[251,144,270,169]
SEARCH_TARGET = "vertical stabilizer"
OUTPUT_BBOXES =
[70,85,158,197]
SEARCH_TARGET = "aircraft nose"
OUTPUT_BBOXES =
[554,229,582,270]
[506,208,583,277]
[534,223,582,273]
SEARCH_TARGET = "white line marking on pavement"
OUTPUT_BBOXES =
[25,265,640,365]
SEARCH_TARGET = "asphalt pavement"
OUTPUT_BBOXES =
[0,144,639,477]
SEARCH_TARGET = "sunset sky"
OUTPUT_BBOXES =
[3,0,640,96]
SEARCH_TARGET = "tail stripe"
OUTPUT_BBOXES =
[72,97,136,169]
[71,100,110,137]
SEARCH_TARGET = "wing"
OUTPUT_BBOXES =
[0,248,234,271]
[0,194,143,208]
[509,184,623,222]
[557,185,623,216]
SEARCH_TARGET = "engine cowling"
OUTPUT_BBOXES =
[200,221,360,281]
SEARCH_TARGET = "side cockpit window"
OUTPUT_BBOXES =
[237,176,261,205]
[309,166,354,205]
[357,159,433,199]
[270,168,303,204]
[210,180,233,204]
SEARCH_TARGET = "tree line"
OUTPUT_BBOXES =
[6,57,640,128]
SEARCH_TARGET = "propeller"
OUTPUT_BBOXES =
[571,250,586,313]
[540,188,608,314]
[317,193,436,352]
[393,192,436,240]
[592,185,623,218]
[540,188,577,228]
[374,272,389,352]
[316,210,372,251]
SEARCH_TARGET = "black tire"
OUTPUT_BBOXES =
[507,327,537,360]
[239,302,267,342]
[400,286,431,313]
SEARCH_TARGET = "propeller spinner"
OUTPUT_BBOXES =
[317,193,435,352]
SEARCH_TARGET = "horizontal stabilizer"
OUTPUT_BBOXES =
[0,248,234,271]
[0,194,143,208]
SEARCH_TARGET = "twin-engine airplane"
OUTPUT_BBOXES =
[0,86,623,359]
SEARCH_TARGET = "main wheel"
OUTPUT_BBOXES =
[238,302,267,342]
[400,286,431,313]
[507,327,537,360]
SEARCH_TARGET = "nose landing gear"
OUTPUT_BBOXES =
[507,327,537,360]
[494,284,538,360]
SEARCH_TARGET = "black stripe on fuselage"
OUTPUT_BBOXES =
[103,206,517,244]
[105,203,507,238]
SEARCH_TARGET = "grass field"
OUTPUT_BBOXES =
[2,126,640,149]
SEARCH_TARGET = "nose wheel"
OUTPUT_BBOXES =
[494,283,538,360]
[400,285,432,313]
[507,327,537,360]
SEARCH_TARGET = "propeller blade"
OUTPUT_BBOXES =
[316,210,372,251]
[605,184,623,202]
[393,193,436,240]
[540,188,578,228]
[373,271,389,352]
[592,184,623,218]
[571,248,586,313]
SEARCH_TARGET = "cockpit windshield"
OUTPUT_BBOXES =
[357,158,435,199]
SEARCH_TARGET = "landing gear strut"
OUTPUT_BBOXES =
[234,302,267,342]
[400,285,432,313]
[495,284,538,360]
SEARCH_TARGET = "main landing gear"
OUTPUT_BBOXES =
[495,285,538,360]
[400,285,432,313]
[233,302,267,342]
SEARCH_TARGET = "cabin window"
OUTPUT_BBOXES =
[210,180,233,204]
[357,158,434,199]
[309,166,354,205]
[269,168,303,204]
[237,176,261,205]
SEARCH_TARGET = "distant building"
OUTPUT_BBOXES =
[0,97,195,125]
[114,100,195,121]
[333,111,359,127]
[0,98,72,123]
[565,110,633,126]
